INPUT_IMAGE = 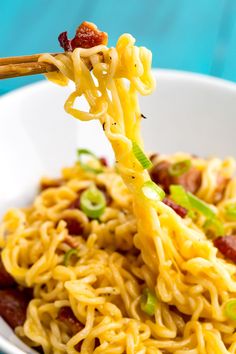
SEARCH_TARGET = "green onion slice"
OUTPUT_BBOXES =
[142,181,165,202]
[170,185,224,236]
[80,185,106,219]
[140,288,157,316]
[170,184,216,220]
[225,299,236,321]
[203,218,225,237]
[170,185,192,210]
[64,249,78,266]
[132,141,152,169]
[77,148,103,174]
[168,160,192,177]
[187,192,215,219]
[225,204,236,220]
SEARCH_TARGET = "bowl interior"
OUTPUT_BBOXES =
[0,69,236,353]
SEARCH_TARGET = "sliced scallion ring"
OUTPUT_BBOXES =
[140,288,157,316]
[170,185,215,220]
[225,299,236,321]
[80,185,106,219]
[142,181,165,201]
[64,249,78,266]
[170,185,192,210]
[132,141,152,169]
[77,148,103,174]
[203,218,225,237]
[225,204,236,220]
[168,160,192,177]
[187,192,215,219]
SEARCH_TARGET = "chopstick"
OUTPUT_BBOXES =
[0,62,57,79]
[0,52,101,79]
[0,53,58,79]
[0,53,56,65]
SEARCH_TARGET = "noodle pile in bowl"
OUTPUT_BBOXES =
[1,22,236,354]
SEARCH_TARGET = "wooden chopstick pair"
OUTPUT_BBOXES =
[0,53,58,80]
[0,52,102,80]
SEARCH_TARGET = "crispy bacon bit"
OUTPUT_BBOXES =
[68,197,81,210]
[214,235,236,262]
[0,289,30,328]
[150,161,171,192]
[40,178,64,191]
[100,157,108,167]
[75,342,83,352]
[150,160,201,194]
[213,175,230,204]
[97,185,112,206]
[163,197,188,218]
[0,256,15,288]
[58,21,108,52]
[149,153,159,162]
[63,218,84,236]
[176,166,201,194]
[58,32,72,52]
[58,307,83,334]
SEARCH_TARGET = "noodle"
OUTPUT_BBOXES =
[1,28,236,354]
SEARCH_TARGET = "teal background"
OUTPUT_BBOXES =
[1,0,236,95]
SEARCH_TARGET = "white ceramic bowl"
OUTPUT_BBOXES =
[0,69,236,354]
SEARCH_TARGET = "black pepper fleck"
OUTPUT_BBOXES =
[141,113,147,119]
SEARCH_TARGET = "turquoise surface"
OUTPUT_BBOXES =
[1,0,236,95]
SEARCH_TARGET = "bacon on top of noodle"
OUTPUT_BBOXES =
[214,235,236,263]
[150,160,202,194]
[57,306,83,334]
[58,21,108,51]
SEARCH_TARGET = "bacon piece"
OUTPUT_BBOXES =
[40,178,64,191]
[213,175,230,204]
[59,22,108,52]
[214,235,236,262]
[63,218,84,236]
[58,32,72,52]
[176,167,201,194]
[68,197,81,210]
[163,197,188,218]
[71,22,108,49]
[75,342,83,352]
[99,157,108,167]
[0,256,15,288]
[150,160,201,194]
[97,185,112,206]
[149,153,159,162]
[58,307,83,334]
[150,161,171,193]
[0,289,30,328]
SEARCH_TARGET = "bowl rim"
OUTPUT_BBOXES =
[0,335,26,354]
